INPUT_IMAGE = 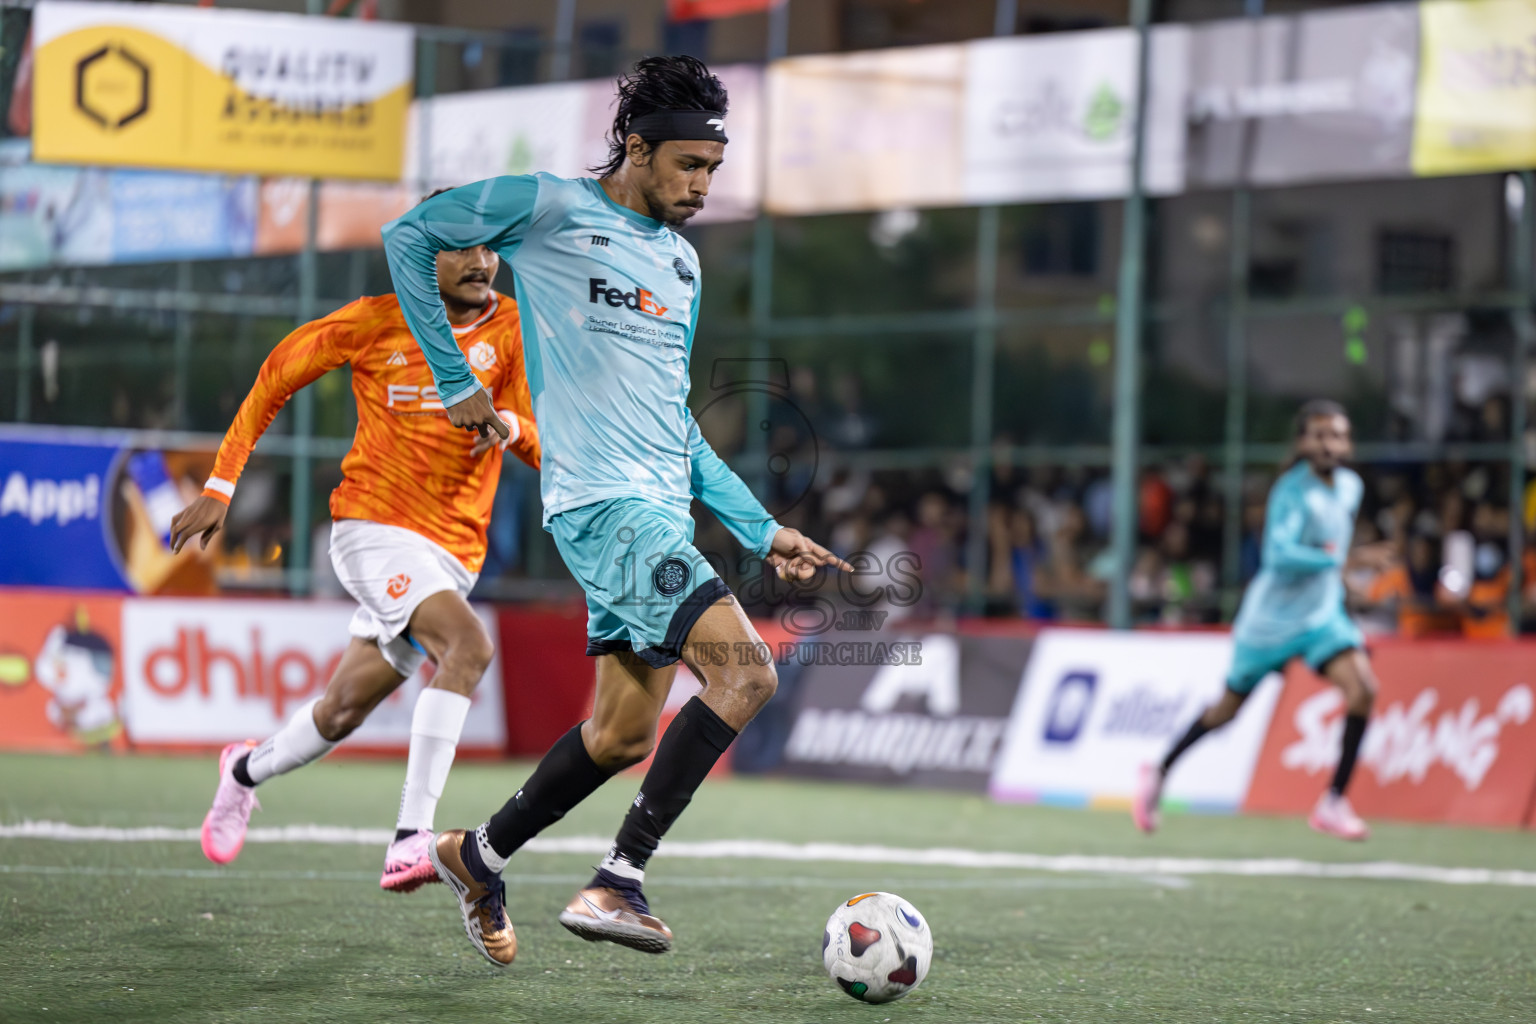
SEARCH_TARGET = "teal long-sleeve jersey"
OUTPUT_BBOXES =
[381,173,780,557]
[1232,460,1363,648]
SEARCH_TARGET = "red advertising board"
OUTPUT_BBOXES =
[0,588,126,751]
[1245,640,1536,827]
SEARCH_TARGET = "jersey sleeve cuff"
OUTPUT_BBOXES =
[439,381,486,409]
[754,521,783,559]
[493,409,522,451]
[202,476,235,506]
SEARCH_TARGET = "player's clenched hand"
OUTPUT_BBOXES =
[169,495,229,554]
[765,527,854,582]
[447,387,511,441]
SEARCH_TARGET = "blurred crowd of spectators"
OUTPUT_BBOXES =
[709,369,1536,638]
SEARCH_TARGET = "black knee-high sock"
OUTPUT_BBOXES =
[607,696,737,873]
[1161,718,1213,775]
[1330,713,1369,796]
[483,725,617,858]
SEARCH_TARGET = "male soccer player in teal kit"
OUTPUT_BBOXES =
[1134,400,1388,841]
[382,56,850,965]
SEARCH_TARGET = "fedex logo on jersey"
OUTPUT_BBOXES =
[589,278,668,317]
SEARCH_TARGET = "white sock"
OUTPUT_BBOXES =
[475,823,508,873]
[598,850,646,884]
[395,688,471,833]
[244,699,336,785]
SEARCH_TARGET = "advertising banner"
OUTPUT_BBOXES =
[32,1,413,179]
[118,598,506,752]
[1244,641,1536,827]
[989,629,1279,811]
[0,588,126,751]
[962,26,1188,203]
[0,162,112,271]
[254,177,413,255]
[1185,4,1417,188]
[765,44,966,214]
[110,169,257,262]
[1413,0,1536,177]
[0,428,223,593]
[779,631,1032,791]
[407,80,591,192]
[0,433,128,590]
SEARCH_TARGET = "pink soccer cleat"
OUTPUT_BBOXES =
[380,828,441,894]
[1132,763,1163,835]
[201,740,260,864]
[1309,791,1369,841]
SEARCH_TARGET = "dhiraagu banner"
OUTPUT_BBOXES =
[1413,0,1536,177]
[31,1,412,180]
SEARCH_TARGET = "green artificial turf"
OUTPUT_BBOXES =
[2,751,1533,1023]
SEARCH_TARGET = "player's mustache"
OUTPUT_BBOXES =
[459,273,489,284]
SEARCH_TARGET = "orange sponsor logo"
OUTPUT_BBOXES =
[386,573,411,599]
[845,893,879,906]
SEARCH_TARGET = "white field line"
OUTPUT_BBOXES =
[2,820,1533,888]
[0,863,1163,890]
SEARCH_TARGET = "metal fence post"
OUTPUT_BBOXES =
[15,302,33,423]
[1509,170,1534,632]
[1107,0,1153,629]
[288,180,321,595]
[172,261,193,428]
[965,206,1000,615]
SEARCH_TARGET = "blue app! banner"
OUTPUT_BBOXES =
[0,435,129,590]
[109,170,257,264]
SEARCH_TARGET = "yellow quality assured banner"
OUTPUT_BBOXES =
[1413,0,1536,176]
[33,1,413,181]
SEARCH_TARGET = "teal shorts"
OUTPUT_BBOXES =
[548,497,731,669]
[1228,613,1364,695]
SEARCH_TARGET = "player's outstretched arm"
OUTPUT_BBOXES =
[1262,483,1339,573]
[765,527,854,582]
[169,307,357,552]
[684,410,851,577]
[381,176,541,441]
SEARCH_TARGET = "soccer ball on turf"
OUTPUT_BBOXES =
[823,891,932,1004]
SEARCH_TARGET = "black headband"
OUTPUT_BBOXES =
[627,109,728,145]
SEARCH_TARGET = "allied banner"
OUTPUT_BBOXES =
[989,629,1279,812]
[32,1,413,179]
[118,598,506,752]
[778,631,1032,792]
[963,27,1188,203]
[765,45,967,214]
[1413,0,1536,177]
[1185,4,1418,188]
[1244,642,1536,827]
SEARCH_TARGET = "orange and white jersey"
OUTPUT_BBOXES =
[204,292,539,573]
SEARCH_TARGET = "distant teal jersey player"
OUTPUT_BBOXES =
[382,173,780,666]
[1227,460,1365,693]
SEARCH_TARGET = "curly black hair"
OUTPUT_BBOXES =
[591,55,729,178]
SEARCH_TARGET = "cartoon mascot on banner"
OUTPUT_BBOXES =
[0,608,122,745]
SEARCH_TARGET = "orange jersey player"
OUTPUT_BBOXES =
[169,231,539,895]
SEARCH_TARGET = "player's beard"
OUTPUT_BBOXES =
[646,189,703,227]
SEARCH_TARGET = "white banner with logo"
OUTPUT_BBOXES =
[962,26,1188,203]
[119,598,505,750]
[989,629,1278,811]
